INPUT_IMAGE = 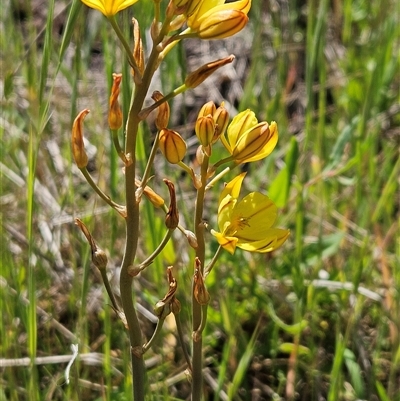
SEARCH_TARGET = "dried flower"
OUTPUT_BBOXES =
[108,73,123,130]
[71,109,90,169]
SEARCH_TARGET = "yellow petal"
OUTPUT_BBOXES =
[232,122,278,163]
[81,0,138,16]
[219,172,246,204]
[226,109,258,150]
[231,192,277,238]
[237,229,290,253]
[217,194,236,231]
[211,230,238,254]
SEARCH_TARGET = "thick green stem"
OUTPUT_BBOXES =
[191,153,209,401]
[119,16,175,401]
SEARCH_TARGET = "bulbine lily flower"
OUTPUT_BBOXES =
[220,109,278,164]
[185,0,251,39]
[211,173,289,254]
[80,0,138,17]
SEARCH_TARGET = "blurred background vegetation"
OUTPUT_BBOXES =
[0,0,399,400]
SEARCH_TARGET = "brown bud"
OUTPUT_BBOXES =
[135,179,165,208]
[193,258,210,305]
[108,73,123,130]
[184,230,198,249]
[213,103,229,143]
[152,91,170,130]
[185,55,235,89]
[71,109,89,169]
[75,218,108,271]
[164,179,179,229]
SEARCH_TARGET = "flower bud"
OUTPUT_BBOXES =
[197,101,216,119]
[154,300,172,319]
[184,230,198,249]
[108,73,123,130]
[172,0,190,8]
[185,55,235,89]
[152,91,170,130]
[164,179,179,229]
[232,121,278,164]
[71,109,89,169]
[75,218,108,271]
[195,115,215,148]
[92,248,108,271]
[213,103,229,143]
[196,11,248,40]
[159,128,187,164]
[135,178,165,208]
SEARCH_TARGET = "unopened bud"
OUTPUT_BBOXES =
[92,248,108,271]
[152,91,170,130]
[213,103,229,143]
[164,179,179,229]
[72,109,89,168]
[196,11,248,39]
[154,300,172,319]
[185,55,235,89]
[195,115,215,148]
[232,121,278,164]
[75,218,108,271]
[135,179,165,208]
[159,128,187,164]
[197,101,216,119]
[108,73,123,130]
[184,230,198,249]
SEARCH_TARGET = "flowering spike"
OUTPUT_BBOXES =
[71,109,90,169]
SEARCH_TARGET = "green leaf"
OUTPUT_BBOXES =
[268,136,299,208]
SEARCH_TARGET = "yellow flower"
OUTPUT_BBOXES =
[81,0,138,17]
[186,0,251,39]
[221,109,278,164]
[211,173,289,254]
